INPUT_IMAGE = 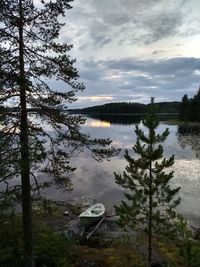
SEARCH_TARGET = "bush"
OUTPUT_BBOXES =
[0,214,75,267]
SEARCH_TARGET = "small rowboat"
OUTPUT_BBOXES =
[79,203,105,226]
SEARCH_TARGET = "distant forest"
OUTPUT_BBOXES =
[72,101,180,115]
[180,87,200,121]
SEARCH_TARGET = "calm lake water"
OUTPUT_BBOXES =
[46,115,200,228]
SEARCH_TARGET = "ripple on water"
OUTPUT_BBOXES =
[172,159,200,226]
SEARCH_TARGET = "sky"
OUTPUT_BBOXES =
[60,0,200,108]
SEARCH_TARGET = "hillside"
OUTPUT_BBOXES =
[71,101,180,114]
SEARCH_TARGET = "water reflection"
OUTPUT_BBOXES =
[84,113,179,125]
[44,117,200,227]
[178,125,200,135]
[84,114,142,125]
[2,114,199,226]
[85,120,111,128]
[177,124,200,158]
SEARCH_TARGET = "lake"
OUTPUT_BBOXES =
[46,114,200,228]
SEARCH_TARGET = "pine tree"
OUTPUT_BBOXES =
[114,106,181,266]
[0,1,117,266]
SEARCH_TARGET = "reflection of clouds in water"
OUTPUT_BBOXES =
[72,156,126,187]
[4,115,200,226]
[174,159,200,182]
[98,189,125,205]
[43,118,200,226]
[73,165,111,191]
[172,159,200,226]
[173,160,200,203]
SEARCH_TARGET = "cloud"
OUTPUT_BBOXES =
[71,56,200,108]
[66,0,194,50]
[140,13,182,44]
[78,96,114,102]
[63,0,200,58]
[57,1,200,108]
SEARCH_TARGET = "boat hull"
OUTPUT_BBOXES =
[79,216,102,226]
[79,203,105,226]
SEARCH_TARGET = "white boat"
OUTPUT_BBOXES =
[78,203,105,226]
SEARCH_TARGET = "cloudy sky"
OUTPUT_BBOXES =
[61,0,200,108]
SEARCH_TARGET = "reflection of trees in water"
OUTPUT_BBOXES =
[177,125,200,158]
[84,113,179,125]
[85,114,142,125]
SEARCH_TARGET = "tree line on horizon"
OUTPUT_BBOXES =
[180,87,200,121]
[73,87,200,123]
[73,101,180,115]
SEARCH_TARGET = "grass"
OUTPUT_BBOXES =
[73,244,146,267]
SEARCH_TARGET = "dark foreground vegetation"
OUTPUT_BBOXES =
[1,204,200,267]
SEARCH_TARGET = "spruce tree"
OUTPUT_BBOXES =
[0,1,117,266]
[191,87,200,121]
[115,106,181,266]
[179,86,200,121]
[180,94,190,121]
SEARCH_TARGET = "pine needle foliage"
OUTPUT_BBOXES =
[114,105,181,265]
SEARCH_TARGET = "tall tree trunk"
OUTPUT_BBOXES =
[18,1,34,266]
[148,129,153,267]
